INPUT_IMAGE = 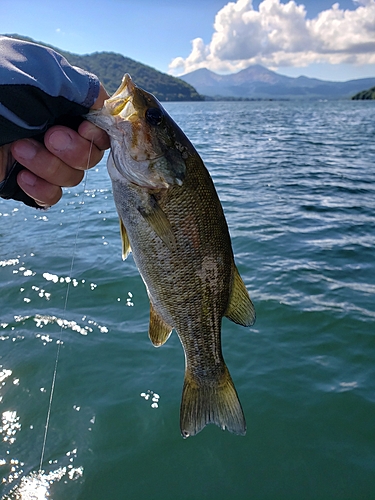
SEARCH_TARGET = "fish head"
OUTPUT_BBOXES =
[88,74,192,189]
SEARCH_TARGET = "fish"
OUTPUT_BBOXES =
[87,74,256,438]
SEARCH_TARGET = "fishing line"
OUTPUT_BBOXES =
[38,138,94,473]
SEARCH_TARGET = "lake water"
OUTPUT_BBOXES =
[0,100,374,499]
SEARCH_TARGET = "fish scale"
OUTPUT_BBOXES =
[88,74,256,437]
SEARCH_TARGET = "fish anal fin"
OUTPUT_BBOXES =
[149,302,173,347]
[225,266,256,327]
[180,365,246,438]
[119,218,131,260]
[138,195,176,251]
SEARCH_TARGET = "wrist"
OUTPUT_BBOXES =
[91,84,109,110]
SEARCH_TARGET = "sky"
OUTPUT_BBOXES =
[1,0,375,82]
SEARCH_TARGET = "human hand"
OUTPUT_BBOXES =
[1,84,110,208]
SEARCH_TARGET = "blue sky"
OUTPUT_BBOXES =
[2,0,375,81]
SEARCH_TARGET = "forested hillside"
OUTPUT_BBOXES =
[7,35,203,101]
[352,86,375,100]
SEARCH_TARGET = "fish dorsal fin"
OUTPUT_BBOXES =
[138,195,176,251]
[225,266,256,327]
[149,302,173,347]
[119,218,131,260]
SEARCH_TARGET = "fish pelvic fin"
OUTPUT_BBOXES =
[148,302,173,347]
[180,366,246,438]
[119,218,131,260]
[225,266,256,327]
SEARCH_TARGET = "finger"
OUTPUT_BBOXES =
[44,126,106,170]
[11,138,84,187]
[17,169,63,207]
[78,120,110,151]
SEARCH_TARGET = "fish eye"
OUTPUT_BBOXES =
[145,107,163,126]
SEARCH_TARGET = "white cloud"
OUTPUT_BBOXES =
[169,0,375,75]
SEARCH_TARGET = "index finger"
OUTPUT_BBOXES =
[43,125,107,171]
[78,120,110,151]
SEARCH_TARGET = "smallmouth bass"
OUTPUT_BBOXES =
[88,75,256,437]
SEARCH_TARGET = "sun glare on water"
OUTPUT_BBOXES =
[3,466,83,499]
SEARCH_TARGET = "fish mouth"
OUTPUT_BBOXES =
[105,74,137,119]
[111,73,135,99]
[107,74,165,163]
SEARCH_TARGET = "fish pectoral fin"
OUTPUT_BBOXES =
[119,218,131,260]
[225,266,256,327]
[138,196,176,251]
[148,302,173,347]
[180,365,246,438]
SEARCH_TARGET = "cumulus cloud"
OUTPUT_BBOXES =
[169,0,375,75]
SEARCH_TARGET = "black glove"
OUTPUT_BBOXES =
[0,161,46,209]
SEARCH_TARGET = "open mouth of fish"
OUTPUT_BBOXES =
[103,74,165,163]
[104,74,138,122]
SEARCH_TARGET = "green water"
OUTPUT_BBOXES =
[1,100,374,499]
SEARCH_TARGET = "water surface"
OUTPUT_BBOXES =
[1,100,374,499]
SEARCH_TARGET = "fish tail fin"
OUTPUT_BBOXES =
[180,366,246,438]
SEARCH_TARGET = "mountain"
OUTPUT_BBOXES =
[59,51,203,101]
[6,35,203,101]
[352,86,375,100]
[180,66,375,100]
